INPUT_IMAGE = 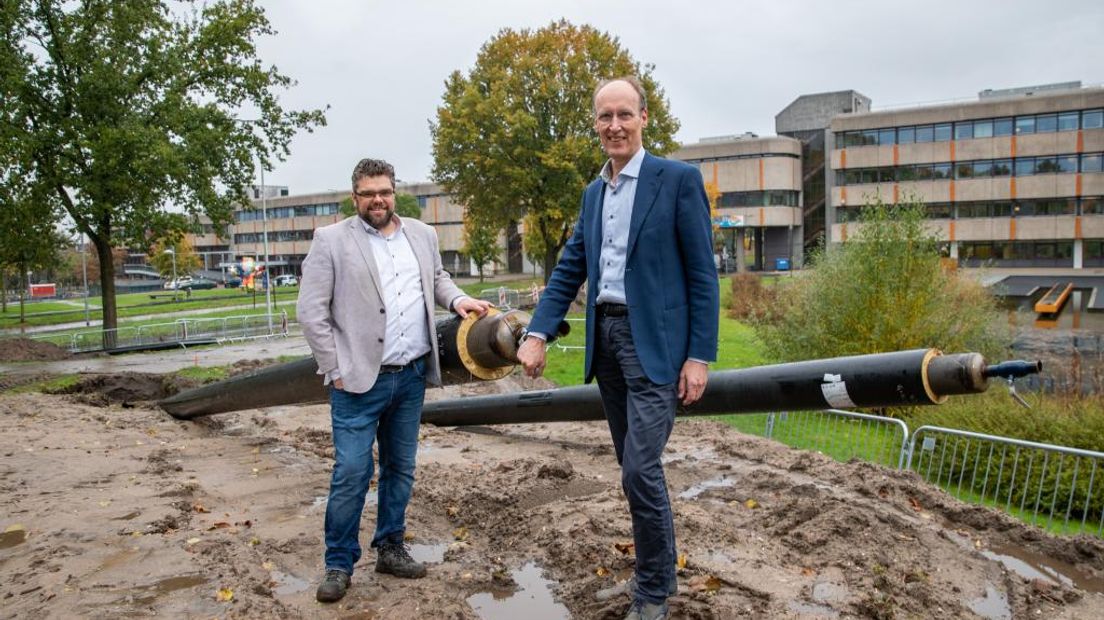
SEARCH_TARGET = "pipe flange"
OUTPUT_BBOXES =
[455,308,514,381]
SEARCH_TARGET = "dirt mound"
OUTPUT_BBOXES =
[51,372,192,406]
[0,337,72,361]
[1,389,1102,619]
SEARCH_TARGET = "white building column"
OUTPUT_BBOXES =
[1074,239,1084,269]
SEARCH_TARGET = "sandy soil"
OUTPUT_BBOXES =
[2,371,1103,619]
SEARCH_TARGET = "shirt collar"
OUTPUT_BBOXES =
[599,147,647,186]
[360,214,403,238]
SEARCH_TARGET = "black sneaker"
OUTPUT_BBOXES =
[375,543,427,579]
[316,569,350,603]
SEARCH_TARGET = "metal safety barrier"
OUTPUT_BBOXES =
[906,426,1104,537]
[765,409,910,469]
[27,312,287,353]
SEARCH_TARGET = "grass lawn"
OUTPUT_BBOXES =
[1,287,300,329]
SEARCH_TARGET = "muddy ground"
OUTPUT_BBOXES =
[2,371,1103,619]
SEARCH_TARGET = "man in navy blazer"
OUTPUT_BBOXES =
[519,77,719,620]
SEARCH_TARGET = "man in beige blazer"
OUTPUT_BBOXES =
[298,158,490,603]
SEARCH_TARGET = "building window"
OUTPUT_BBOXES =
[1015,116,1036,135]
[994,117,1014,136]
[1036,114,1058,133]
[1058,112,1079,131]
[915,125,934,143]
[973,120,994,138]
[954,123,974,140]
[956,162,975,179]
[934,123,952,142]
[898,126,915,144]
[1082,154,1103,173]
[1084,110,1104,129]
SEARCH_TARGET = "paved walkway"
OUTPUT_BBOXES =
[0,329,313,377]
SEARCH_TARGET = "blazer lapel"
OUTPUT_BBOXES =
[626,154,662,260]
[345,217,385,301]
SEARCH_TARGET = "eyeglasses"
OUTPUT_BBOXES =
[354,189,395,200]
[595,111,640,128]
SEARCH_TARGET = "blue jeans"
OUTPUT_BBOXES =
[593,315,679,604]
[324,357,425,575]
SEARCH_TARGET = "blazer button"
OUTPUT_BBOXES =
[379,308,385,314]
[377,338,384,343]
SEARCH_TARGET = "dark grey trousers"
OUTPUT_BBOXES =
[593,314,678,604]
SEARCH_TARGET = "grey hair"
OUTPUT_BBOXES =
[351,158,396,189]
[592,77,648,114]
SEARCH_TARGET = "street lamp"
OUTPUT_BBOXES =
[164,247,177,299]
[234,117,274,333]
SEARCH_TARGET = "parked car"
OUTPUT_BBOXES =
[223,276,242,288]
[178,277,217,290]
[274,274,298,287]
[163,275,192,290]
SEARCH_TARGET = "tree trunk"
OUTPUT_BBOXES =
[542,249,558,283]
[1,267,7,313]
[17,262,26,329]
[92,234,118,349]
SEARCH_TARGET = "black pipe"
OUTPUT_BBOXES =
[419,350,1026,427]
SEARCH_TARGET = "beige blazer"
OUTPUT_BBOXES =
[297,216,465,393]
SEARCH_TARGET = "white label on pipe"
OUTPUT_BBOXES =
[823,373,841,383]
[821,379,856,408]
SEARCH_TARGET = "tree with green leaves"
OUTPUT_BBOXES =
[148,234,202,281]
[0,176,65,324]
[461,213,501,283]
[0,0,325,345]
[431,20,679,281]
[757,196,1009,363]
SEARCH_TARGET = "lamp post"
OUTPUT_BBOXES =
[234,117,274,333]
[259,164,274,333]
[164,247,177,300]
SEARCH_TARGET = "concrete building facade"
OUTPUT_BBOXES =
[672,134,804,270]
[828,84,1104,268]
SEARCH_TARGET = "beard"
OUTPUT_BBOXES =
[359,205,395,230]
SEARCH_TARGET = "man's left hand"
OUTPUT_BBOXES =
[678,360,709,406]
[454,296,493,318]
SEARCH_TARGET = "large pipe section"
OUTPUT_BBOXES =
[418,349,1040,427]
[159,309,563,419]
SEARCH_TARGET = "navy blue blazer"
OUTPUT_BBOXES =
[529,152,720,385]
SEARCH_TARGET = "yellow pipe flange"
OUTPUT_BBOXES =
[455,308,514,381]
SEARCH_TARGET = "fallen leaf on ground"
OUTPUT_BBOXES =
[595,566,610,577]
[745,499,759,509]
[676,554,688,569]
[262,561,275,571]
[403,531,415,541]
[614,541,635,555]
[446,505,460,518]
[186,537,201,545]
[215,587,233,602]
[249,537,261,546]
[452,526,469,541]
[193,504,210,514]
[688,574,722,593]
[908,496,923,511]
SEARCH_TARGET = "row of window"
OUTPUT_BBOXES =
[837,152,1104,185]
[959,240,1074,262]
[835,197,1103,222]
[717,190,800,208]
[682,152,799,165]
[236,202,341,222]
[233,230,315,244]
[835,108,1104,148]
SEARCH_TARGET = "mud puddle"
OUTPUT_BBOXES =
[466,562,569,620]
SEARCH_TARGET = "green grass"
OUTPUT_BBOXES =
[9,374,82,394]
[1,287,299,328]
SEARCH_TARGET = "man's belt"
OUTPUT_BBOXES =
[596,303,628,318]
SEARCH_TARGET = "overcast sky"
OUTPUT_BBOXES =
[253,0,1104,195]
